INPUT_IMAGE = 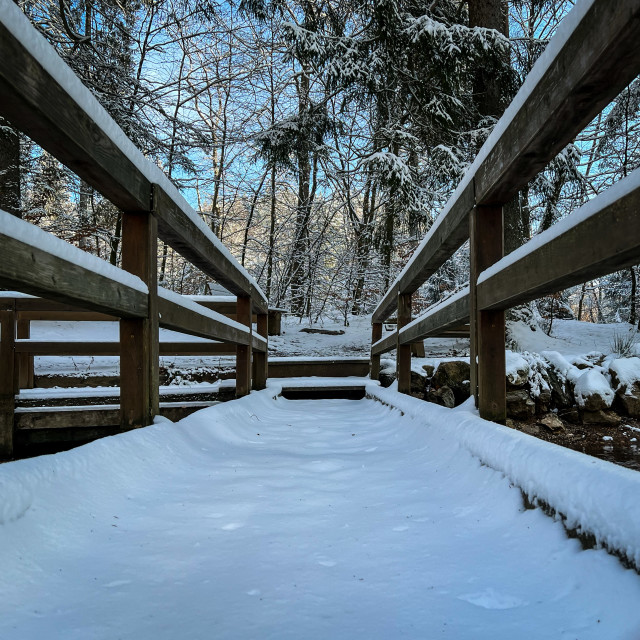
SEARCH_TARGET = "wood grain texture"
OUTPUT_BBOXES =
[371,331,397,356]
[119,211,159,429]
[370,322,383,380]
[158,296,252,345]
[235,296,252,398]
[477,186,640,312]
[253,313,268,390]
[399,294,469,344]
[0,309,15,457]
[397,293,412,395]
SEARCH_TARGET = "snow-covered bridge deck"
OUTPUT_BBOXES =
[1,384,639,639]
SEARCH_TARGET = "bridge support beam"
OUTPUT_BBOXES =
[236,296,252,398]
[253,313,268,391]
[0,306,15,458]
[119,208,159,429]
[397,293,412,395]
[370,322,382,381]
[470,205,506,423]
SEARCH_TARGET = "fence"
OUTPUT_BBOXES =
[371,0,640,422]
[0,2,269,457]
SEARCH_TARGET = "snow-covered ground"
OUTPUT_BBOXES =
[1,386,639,639]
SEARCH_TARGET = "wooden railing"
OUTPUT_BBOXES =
[371,0,640,421]
[0,2,269,457]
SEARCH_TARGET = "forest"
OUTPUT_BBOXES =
[0,0,638,327]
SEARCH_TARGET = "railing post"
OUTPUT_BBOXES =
[119,207,159,429]
[370,322,382,380]
[397,293,412,394]
[0,304,16,458]
[470,204,506,423]
[253,312,268,391]
[236,296,252,398]
[16,315,34,389]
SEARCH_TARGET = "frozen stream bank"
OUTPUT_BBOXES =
[1,390,640,639]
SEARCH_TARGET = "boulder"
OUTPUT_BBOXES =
[422,364,435,378]
[581,409,621,426]
[535,388,552,415]
[574,369,614,411]
[506,390,536,420]
[432,360,471,405]
[425,386,455,409]
[546,366,573,410]
[505,351,529,388]
[538,413,565,433]
[411,370,427,396]
[379,369,396,388]
[613,383,640,418]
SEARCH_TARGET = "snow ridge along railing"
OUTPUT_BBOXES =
[0,1,269,457]
[370,0,640,423]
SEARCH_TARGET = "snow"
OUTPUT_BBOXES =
[609,357,640,393]
[0,211,147,294]
[573,368,615,408]
[505,350,529,385]
[0,2,266,305]
[1,386,639,638]
[478,165,640,286]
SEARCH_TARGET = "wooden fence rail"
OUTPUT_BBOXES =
[371,0,640,422]
[0,2,270,457]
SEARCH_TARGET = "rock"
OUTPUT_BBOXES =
[581,410,621,425]
[538,413,565,433]
[432,360,471,405]
[411,370,427,396]
[506,390,536,420]
[574,369,614,411]
[379,369,395,388]
[536,389,552,415]
[520,423,541,436]
[547,366,573,410]
[505,351,529,388]
[425,385,455,409]
[614,388,640,418]
[561,409,581,424]
[422,364,435,378]
[299,328,345,335]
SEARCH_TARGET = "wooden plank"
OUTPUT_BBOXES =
[268,309,283,336]
[397,293,412,395]
[235,296,252,398]
[471,206,505,423]
[119,211,159,430]
[477,183,640,312]
[153,188,268,314]
[476,0,640,205]
[0,16,150,213]
[399,292,469,344]
[370,322,383,380]
[371,332,397,356]
[14,340,235,356]
[158,295,252,345]
[268,359,369,378]
[0,217,148,318]
[0,308,15,457]
[253,313,268,391]
[16,317,33,389]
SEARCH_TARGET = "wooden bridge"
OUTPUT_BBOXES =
[1,2,640,634]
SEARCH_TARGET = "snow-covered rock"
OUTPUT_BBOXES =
[505,350,529,388]
[574,369,614,411]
